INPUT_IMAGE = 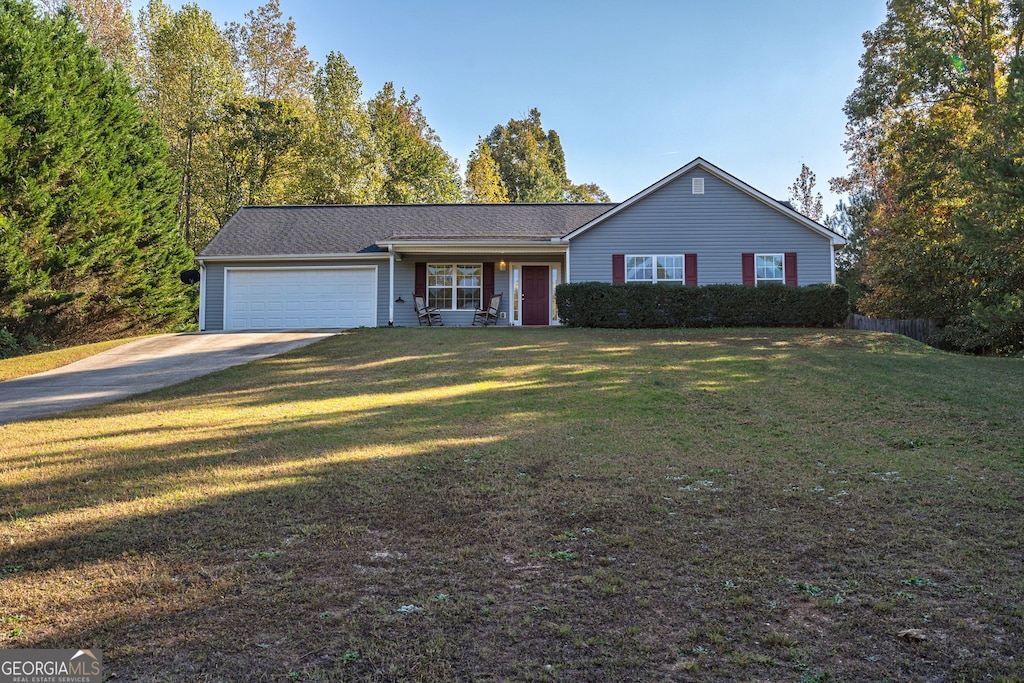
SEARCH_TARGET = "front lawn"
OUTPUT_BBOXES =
[1,328,1021,681]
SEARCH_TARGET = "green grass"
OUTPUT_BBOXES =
[1,327,1022,681]
[0,336,149,382]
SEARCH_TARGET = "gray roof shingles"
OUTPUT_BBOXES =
[198,203,618,257]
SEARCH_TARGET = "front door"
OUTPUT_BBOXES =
[522,265,549,326]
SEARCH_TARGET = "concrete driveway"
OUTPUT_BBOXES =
[0,330,338,424]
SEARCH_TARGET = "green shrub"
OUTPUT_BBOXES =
[0,328,18,358]
[555,282,850,329]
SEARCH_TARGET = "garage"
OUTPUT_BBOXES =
[224,267,377,330]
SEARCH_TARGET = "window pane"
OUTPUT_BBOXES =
[457,264,480,287]
[755,255,783,281]
[428,288,451,310]
[428,264,452,287]
[456,288,481,310]
[512,268,520,322]
[657,255,683,281]
[626,256,652,281]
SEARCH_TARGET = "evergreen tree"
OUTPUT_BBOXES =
[0,0,193,346]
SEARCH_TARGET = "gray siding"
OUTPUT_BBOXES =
[201,259,390,331]
[568,170,834,285]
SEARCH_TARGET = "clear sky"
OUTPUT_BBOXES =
[156,0,888,209]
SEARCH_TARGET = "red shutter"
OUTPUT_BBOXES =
[741,253,755,286]
[612,254,625,283]
[482,262,495,303]
[785,252,798,286]
[684,253,698,286]
[415,262,426,298]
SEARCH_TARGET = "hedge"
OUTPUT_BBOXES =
[554,282,850,328]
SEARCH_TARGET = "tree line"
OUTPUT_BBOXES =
[46,0,607,252]
[6,0,1021,354]
[0,0,605,350]
[830,0,1024,355]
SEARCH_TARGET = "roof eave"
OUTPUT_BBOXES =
[379,239,568,254]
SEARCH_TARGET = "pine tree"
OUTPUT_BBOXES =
[0,0,193,346]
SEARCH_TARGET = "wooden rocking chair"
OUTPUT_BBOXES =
[472,293,502,326]
[414,295,444,326]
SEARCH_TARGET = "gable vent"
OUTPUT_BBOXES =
[692,177,705,195]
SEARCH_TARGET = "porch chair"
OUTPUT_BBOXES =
[414,295,444,326]
[472,292,502,326]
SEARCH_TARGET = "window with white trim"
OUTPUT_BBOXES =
[428,263,481,310]
[755,254,784,285]
[626,255,685,283]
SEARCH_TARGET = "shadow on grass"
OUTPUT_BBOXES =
[3,327,1023,681]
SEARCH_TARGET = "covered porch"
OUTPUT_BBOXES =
[381,240,568,327]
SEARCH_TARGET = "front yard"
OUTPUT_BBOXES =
[1,328,1021,681]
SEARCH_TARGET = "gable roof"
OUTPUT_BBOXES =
[198,203,617,258]
[562,157,848,246]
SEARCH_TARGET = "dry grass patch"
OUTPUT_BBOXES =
[1,327,1022,681]
[0,336,149,382]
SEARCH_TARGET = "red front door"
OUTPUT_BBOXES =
[522,266,549,326]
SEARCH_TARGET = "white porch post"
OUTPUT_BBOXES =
[388,248,395,325]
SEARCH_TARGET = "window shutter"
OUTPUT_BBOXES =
[482,262,495,303]
[415,262,426,298]
[612,254,625,283]
[741,253,755,286]
[785,252,798,286]
[684,253,698,286]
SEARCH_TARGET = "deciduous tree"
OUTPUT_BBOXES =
[465,138,508,203]
[37,0,138,71]
[227,0,313,100]
[138,0,242,250]
[293,51,371,204]
[482,109,607,203]
[839,0,1024,353]
[788,164,823,222]
[365,82,461,204]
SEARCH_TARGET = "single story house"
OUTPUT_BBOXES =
[196,157,847,330]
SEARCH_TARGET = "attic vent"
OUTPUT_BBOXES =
[692,177,705,195]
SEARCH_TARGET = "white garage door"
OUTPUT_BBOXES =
[225,268,377,330]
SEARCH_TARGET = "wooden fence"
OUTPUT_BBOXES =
[845,313,939,344]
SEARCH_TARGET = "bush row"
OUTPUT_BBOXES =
[555,282,850,328]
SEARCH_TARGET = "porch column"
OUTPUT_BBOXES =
[388,249,395,325]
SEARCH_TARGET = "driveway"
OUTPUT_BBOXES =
[0,330,338,424]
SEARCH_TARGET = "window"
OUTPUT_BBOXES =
[755,254,784,285]
[626,255,684,283]
[428,263,481,310]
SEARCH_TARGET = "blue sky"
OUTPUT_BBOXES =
[156,0,887,209]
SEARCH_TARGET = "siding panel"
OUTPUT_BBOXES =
[568,170,834,285]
